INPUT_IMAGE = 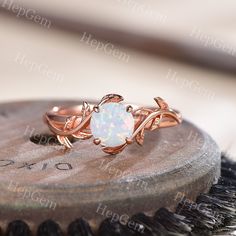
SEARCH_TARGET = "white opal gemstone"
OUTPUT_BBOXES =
[91,103,135,147]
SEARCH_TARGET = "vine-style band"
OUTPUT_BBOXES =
[44,94,182,154]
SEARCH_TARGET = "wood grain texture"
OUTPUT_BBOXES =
[0,100,221,233]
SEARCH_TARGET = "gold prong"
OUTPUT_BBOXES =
[93,105,100,113]
[126,137,133,145]
[126,105,133,113]
[93,138,101,145]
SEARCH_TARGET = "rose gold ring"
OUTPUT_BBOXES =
[44,94,182,155]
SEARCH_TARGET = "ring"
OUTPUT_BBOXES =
[44,94,182,154]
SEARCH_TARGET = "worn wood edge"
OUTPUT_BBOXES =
[0,100,221,234]
[0,122,221,234]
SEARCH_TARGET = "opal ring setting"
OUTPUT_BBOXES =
[44,94,182,155]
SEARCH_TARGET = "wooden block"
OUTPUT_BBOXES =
[0,100,221,233]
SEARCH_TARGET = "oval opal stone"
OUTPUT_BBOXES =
[90,103,135,147]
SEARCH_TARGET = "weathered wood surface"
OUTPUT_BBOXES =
[0,100,221,233]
